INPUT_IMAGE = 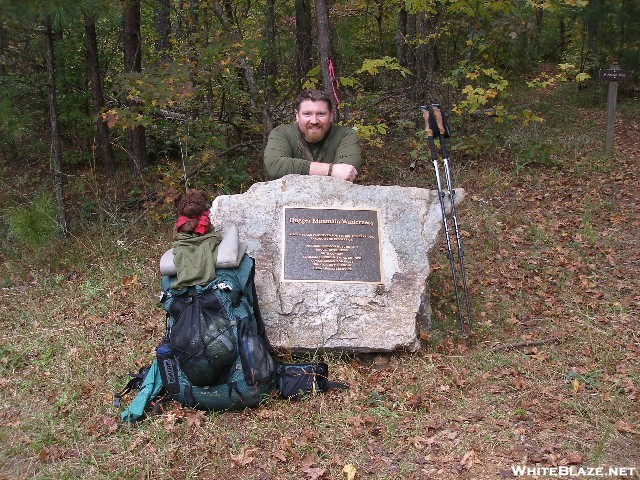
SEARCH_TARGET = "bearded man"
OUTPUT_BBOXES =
[263,90,361,181]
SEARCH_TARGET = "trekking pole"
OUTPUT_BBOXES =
[421,106,466,336]
[431,107,472,332]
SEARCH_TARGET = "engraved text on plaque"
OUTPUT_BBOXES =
[283,207,382,283]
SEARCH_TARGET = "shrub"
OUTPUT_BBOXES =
[4,191,60,250]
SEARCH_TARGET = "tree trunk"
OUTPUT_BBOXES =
[295,0,313,84]
[559,16,565,57]
[405,12,417,89]
[314,0,337,119]
[84,11,116,178]
[415,12,437,97]
[375,0,384,55]
[123,0,148,175]
[396,6,407,67]
[188,0,199,36]
[211,1,262,135]
[241,57,259,103]
[585,0,600,62]
[154,0,172,61]
[0,25,7,75]
[262,0,277,142]
[44,17,67,238]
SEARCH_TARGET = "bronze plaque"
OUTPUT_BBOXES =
[282,207,383,283]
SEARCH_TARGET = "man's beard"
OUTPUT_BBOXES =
[302,125,327,143]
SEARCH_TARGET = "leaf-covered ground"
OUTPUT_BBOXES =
[0,87,638,479]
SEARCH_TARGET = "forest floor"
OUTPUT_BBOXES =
[0,85,638,479]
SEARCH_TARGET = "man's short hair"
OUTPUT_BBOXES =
[295,90,333,112]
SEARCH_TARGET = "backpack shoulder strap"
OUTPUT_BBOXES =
[113,365,151,407]
[323,380,350,391]
[120,359,164,422]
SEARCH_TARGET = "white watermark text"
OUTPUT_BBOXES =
[511,465,638,477]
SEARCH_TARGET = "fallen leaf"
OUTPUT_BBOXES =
[102,415,119,434]
[281,436,293,449]
[39,445,65,462]
[272,450,287,462]
[561,452,583,465]
[302,466,326,480]
[531,351,550,361]
[183,409,205,428]
[121,274,140,288]
[460,449,477,470]
[513,375,525,390]
[256,408,274,420]
[616,420,640,435]
[444,429,459,440]
[162,412,178,432]
[410,435,433,449]
[230,446,257,466]
[342,463,357,480]
[571,378,584,393]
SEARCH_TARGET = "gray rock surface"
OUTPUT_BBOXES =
[210,175,464,352]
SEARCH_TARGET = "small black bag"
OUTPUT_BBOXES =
[276,363,348,400]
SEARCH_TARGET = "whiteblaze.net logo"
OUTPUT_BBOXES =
[511,465,638,477]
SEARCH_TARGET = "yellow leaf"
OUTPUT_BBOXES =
[342,464,357,480]
[121,274,139,288]
[571,378,582,393]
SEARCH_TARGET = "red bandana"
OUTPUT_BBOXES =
[175,210,211,235]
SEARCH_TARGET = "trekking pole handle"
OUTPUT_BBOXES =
[432,106,446,136]
[421,107,439,161]
[421,107,432,136]
[432,107,448,158]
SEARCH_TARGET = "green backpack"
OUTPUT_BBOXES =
[121,254,277,422]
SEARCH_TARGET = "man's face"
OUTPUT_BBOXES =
[295,99,333,144]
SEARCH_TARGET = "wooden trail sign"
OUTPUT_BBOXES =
[599,68,631,82]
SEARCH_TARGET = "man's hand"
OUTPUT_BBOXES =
[309,162,358,182]
[330,163,358,182]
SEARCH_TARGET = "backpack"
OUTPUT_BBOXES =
[119,254,347,422]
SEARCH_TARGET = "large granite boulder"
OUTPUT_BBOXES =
[210,175,464,353]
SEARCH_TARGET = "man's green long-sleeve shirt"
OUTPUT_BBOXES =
[263,123,361,180]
